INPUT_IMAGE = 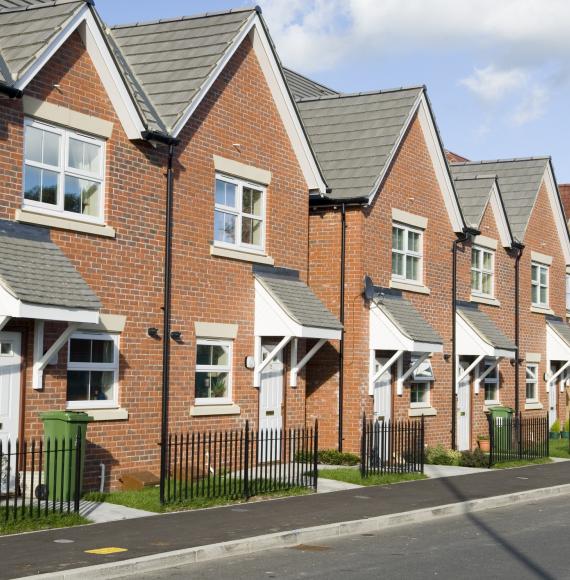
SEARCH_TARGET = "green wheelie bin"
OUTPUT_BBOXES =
[40,411,92,502]
[487,405,514,456]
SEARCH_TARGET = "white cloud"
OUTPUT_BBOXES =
[460,66,527,102]
[511,86,549,126]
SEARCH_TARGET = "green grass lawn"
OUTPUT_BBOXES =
[318,467,426,486]
[492,457,552,469]
[0,510,88,536]
[84,481,312,513]
[548,438,570,459]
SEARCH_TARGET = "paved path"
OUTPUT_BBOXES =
[135,494,570,580]
[79,501,155,524]
[1,461,569,579]
[423,464,489,478]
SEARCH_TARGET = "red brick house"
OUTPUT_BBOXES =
[0,1,341,489]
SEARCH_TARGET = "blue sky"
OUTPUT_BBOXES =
[95,0,570,182]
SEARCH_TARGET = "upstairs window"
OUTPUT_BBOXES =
[471,247,494,297]
[214,175,265,252]
[23,119,105,222]
[392,224,422,283]
[531,262,549,307]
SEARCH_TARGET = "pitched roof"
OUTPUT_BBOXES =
[255,268,342,331]
[0,0,84,85]
[373,288,442,345]
[109,8,256,133]
[547,318,570,346]
[450,158,549,241]
[0,219,101,310]
[283,68,338,100]
[453,176,496,228]
[457,303,516,351]
[297,87,423,201]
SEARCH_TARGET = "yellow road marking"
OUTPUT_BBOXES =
[85,547,128,555]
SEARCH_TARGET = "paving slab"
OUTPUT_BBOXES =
[424,464,489,478]
[79,501,155,524]
[1,461,569,580]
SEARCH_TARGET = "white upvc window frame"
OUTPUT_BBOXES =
[195,338,233,406]
[483,359,500,405]
[66,332,119,410]
[409,355,434,408]
[213,173,266,254]
[471,246,495,298]
[531,262,549,308]
[391,223,423,284]
[23,118,106,225]
[525,363,539,403]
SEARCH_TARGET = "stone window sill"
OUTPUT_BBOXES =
[190,403,241,417]
[470,294,500,307]
[525,402,544,411]
[408,406,437,417]
[70,408,128,421]
[16,208,116,238]
[210,244,274,265]
[390,279,430,295]
[530,305,554,316]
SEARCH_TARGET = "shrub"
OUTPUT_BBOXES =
[477,434,489,441]
[459,448,488,468]
[564,419,569,433]
[294,449,360,466]
[551,419,561,433]
[425,444,461,466]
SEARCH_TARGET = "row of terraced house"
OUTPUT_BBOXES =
[1,0,570,490]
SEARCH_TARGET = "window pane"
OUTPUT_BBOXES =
[195,371,228,399]
[540,267,547,285]
[25,126,43,163]
[411,383,428,404]
[485,364,498,379]
[92,339,114,363]
[471,249,479,269]
[67,370,89,401]
[242,187,262,216]
[482,273,492,295]
[526,382,535,400]
[43,130,60,167]
[64,176,100,216]
[531,285,538,304]
[471,270,480,291]
[196,344,212,366]
[215,180,236,208]
[408,231,419,253]
[69,138,100,173]
[531,265,538,283]
[41,169,58,205]
[0,342,12,355]
[214,210,236,244]
[392,252,403,276]
[23,165,41,201]
[540,286,547,304]
[406,256,419,280]
[211,345,229,366]
[89,371,114,401]
[392,227,404,251]
[483,252,492,271]
[70,339,91,363]
[242,217,262,246]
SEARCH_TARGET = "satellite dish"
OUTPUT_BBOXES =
[364,276,375,301]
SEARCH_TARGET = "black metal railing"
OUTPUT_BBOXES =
[0,436,83,523]
[360,415,425,477]
[163,421,318,504]
[488,412,549,466]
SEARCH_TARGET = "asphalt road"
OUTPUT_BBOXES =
[129,494,570,580]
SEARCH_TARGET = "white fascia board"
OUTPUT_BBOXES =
[14,7,146,140]
[297,326,341,340]
[456,313,494,357]
[495,348,516,359]
[547,324,570,361]
[488,181,514,248]
[543,163,570,264]
[369,306,413,352]
[411,341,443,354]
[0,284,99,323]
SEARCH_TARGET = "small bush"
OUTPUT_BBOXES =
[551,419,561,433]
[459,448,488,468]
[477,434,489,441]
[294,449,360,466]
[425,444,461,466]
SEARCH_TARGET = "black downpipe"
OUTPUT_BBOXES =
[159,142,176,504]
[513,243,524,414]
[338,203,346,452]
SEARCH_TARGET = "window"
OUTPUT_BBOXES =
[23,119,105,222]
[526,364,538,402]
[195,339,232,404]
[0,342,12,356]
[67,333,119,409]
[471,247,494,297]
[483,361,499,404]
[214,175,265,252]
[531,262,549,307]
[410,356,433,408]
[410,382,430,407]
[392,224,422,283]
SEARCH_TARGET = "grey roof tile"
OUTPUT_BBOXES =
[547,318,570,346]
[457,303,516,351]
[452,176,495,227]
[451,158,549,241]
[373,288,442,345]
[255,269,342,331]
[0,219,101,310]
[297,88,423,200]
[283,68,338,100]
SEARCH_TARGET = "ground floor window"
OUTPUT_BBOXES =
[410,381,430,407]
[525,364,538,402]
[195,339,232,405]
[483,360,499,404]
[67,333,119,408]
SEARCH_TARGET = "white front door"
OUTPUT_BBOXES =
[0,333,21,494]
[373,355,392,423]
[259,342,284,461]
[549,364,558,428]
[457,359,471,451]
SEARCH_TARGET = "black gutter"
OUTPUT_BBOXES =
[451,227,479,450]
[309,195,368,208]
[338,203,346,452]
[513,241,525,414]
[0,85,23,99]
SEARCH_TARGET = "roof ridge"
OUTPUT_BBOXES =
[296,85,425,102]
[451,156,551,167]
[110,6,257,30]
